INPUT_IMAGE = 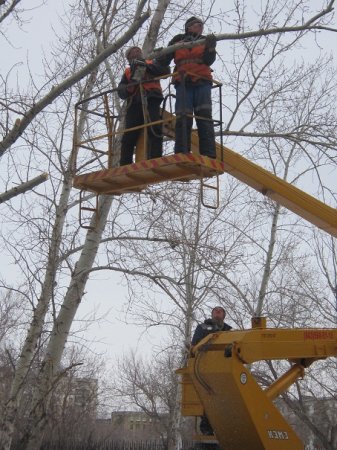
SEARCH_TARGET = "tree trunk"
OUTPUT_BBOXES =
[0,168,72,450]
[24,194,113,449]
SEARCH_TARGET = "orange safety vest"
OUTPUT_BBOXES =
[174,44,212,82]
[125,59,162,93]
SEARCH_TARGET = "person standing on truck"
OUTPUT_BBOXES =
[191,306,232,436]
[191,305,232,346]
[117,46,170,166]
[157,17,217,157]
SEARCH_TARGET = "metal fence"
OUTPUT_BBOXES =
[39,440,219,450]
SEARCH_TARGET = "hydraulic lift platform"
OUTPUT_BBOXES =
[72,153,225,195]
[72,90,337,237]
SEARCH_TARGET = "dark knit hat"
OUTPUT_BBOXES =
[212,306,226,315]
[184,16,203,32]
[125,46,142,60]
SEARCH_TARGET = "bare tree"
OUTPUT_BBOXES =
[36,346,105,447]
[0,0,173,448]
[110,348,188,449]
[1,1,337,450]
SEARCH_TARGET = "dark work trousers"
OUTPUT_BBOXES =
[174,81,216,158]
[120,96,163,166]
[200,415,214,435]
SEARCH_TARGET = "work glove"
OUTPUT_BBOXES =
[130,58,146,73]
[204,34,217,49]
[130,59,147,82]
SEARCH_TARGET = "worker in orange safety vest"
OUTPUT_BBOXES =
[158,17,217,158]
[117,46,170,166]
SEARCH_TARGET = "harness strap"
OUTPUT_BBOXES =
[176,58,204,66]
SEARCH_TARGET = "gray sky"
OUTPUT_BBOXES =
[3,1,63,75]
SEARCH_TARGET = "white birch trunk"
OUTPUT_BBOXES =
[25,195,113,450]
[0,168,73,450]
[0,69,98,450]
[23,0,172,445]
[256,155,293,316]
[255,204,280,316]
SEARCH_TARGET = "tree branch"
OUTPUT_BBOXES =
[151,3,336,58]
[0,0,22,25]
[0,173,48,204]
[0,10,150,158]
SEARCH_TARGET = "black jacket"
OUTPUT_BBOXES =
[191,319,232,346]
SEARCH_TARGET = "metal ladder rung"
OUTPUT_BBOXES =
[201,183,218,190]
[81,206,97,212]
[79,190,99,229]
[200,173,220,210]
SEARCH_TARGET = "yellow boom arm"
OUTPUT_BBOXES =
[179,319,337,450]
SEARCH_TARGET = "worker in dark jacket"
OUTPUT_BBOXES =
[191,306,232,436]
[191,306,232,345]
[117,46,170,166]
[158,17,217,157]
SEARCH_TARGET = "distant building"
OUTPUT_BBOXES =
[49,375,98,422]
[67,377,98,415]
[110,411,165,441]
